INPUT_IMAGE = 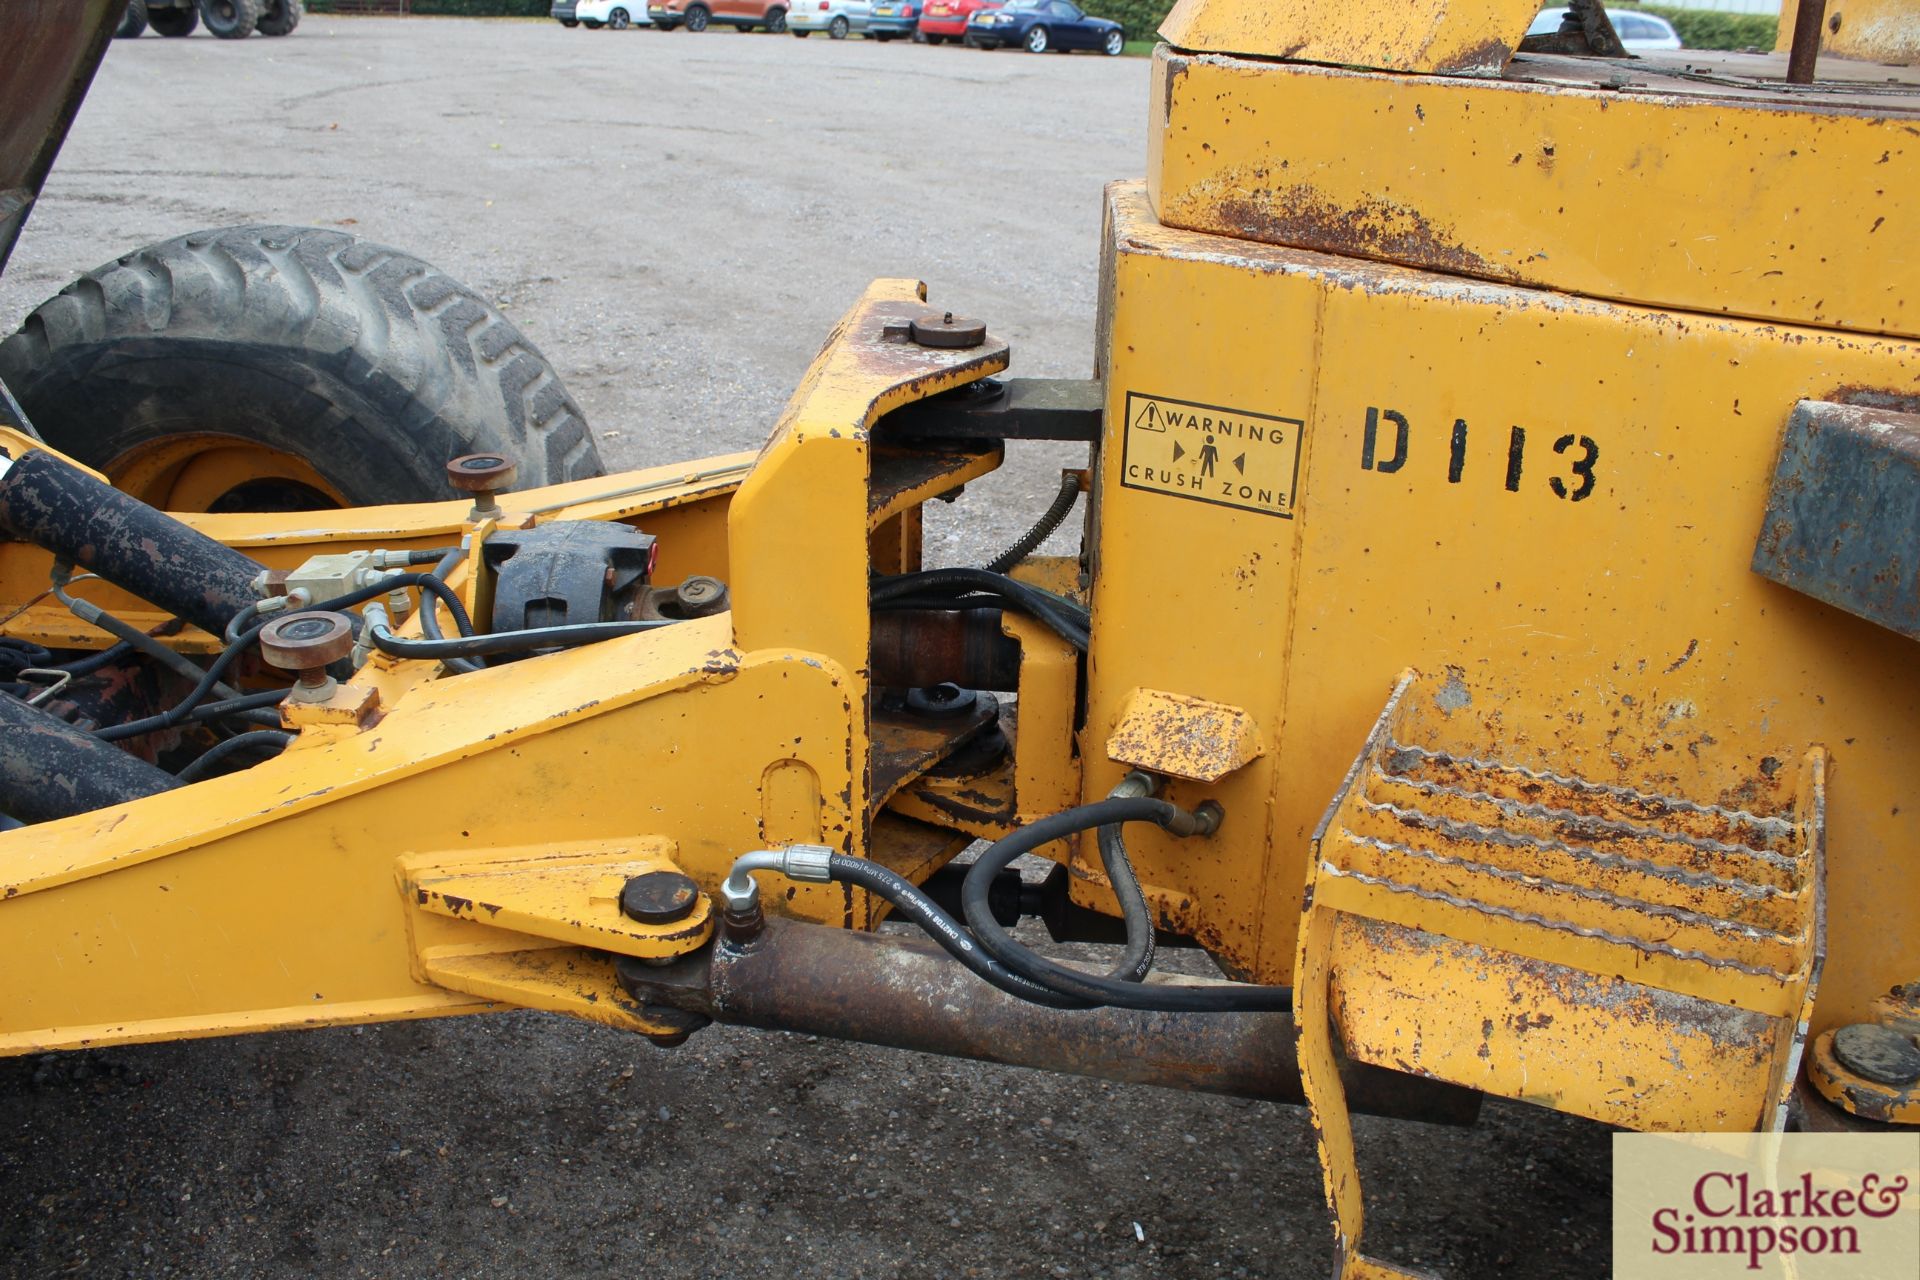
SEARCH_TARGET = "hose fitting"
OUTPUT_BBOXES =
[718,844,837,946]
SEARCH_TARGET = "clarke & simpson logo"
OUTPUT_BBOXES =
[1612,1133,1919,1279]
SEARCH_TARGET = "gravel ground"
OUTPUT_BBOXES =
[0,16,1612,1279]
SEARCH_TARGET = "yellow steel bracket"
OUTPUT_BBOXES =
[1158,0,1543,73]
[0,280,1008,1057]
[1295,672,1826,1280]
[399,840,715,1043]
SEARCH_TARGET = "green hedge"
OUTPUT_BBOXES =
[1612,4,1778,52]
[1078,0,1175,44]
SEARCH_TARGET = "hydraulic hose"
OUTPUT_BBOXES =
[872,567,1089,651]
[368,617,676,662]
[823,853,1093,1010]
[984,472,1080,574]
[174,730,293,783]
[97,572,473,742]
[417,547,484,673]
[962,799,1294,1012]
[1098,773,1158,983]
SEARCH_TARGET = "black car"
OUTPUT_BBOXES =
[967,0,1123,54]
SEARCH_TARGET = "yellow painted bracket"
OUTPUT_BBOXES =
[1159,0,1542,73]
[1296,672,1826,1280]
[1106,686,1263,785]
[399,839,714,961]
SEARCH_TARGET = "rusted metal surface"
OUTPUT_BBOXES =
[878,377,1104,444]
[0,449,264,636]
[1105,687,1264,784]
[615,918,1481,1124]
[1788,0,1831,83]
[870,691,999,815]
[1515,0,1626,57]
[867,443,1002,525]
[1753,399,1920,642]
[0,690,180,823]
[870,608,1021,692]
[1779,0,1920,68]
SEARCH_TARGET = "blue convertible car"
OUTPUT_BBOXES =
[967,0,1124,54]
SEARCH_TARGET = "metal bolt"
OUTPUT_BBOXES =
[908,311,987,349]
[906,682,976,717]
[718,871,766,947]
[1832,1022,1920,1087]
[620,870,700,925]
[446,453,517,521]
[258,611,355,703]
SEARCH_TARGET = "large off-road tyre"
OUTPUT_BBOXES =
[198,0,260,38]
[116,0,150,38]
[149,3,199,35]
[256,0,300,35]
[0,226,604,512]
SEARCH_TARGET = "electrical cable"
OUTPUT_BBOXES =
[984,472,1080,574]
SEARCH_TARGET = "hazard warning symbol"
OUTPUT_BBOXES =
[1119,393,1304,518]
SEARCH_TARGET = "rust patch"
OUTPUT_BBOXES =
[1207,183,1506,283]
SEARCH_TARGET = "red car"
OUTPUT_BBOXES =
[917,0,996,44]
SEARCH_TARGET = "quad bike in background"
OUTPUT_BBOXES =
[115,0,304,39]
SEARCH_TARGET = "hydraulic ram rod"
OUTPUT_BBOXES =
[618,917,1481,1124]
[0,449,264,637]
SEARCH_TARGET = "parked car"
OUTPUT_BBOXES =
[649,0,789,31]
[865,1,919,40]
[1525,5,1682,50]
[788,0,869,37]
[966,0,1121,53]
[553,0,654,28]
[917,0,995,45]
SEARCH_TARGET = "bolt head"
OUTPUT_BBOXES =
[908,312,987,349]
[620,870,701,925]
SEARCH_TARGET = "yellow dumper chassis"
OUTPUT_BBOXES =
[4,1,1920,1274]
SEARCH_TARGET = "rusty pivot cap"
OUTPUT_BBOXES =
[1833,1022,1920,1086]
[620,870,701,925]
[908,311,987,349]
[446,453,518,493]
[258,611,355,671]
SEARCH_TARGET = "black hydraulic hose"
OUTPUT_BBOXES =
[823,854,1093,1010]
[417,548,484,674]
[984,472,1080,574]
[97,573,470,743]
[369,617,676,661]
[58,639,136,677]
[872,568,1089,651]
[1099,821,1155,982]
[962,799,1295,1012]
[175,730,293,783]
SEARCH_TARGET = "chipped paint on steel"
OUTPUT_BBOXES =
[1753,399,1920,641]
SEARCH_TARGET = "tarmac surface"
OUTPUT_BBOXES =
[0,16,1612,1278]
